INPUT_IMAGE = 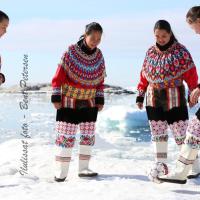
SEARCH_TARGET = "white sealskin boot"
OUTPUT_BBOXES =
[187,155,200,179]
[54,147,72,182]
[154,141,168,163]
[78,145,98,177]
[158,144,198,184]
[148,141,168,183]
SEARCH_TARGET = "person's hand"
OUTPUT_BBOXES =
[53,102,62,109]
[189,101,196,108]
[137,102,143,110]
[96,104,104,111]
[190,88,200,105]
[0,74,4,85]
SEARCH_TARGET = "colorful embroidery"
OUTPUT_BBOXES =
[149,120,168,142]
[149,78,183,89]
[61,44,106,87]
[56,135,76,148]
[79,122,95,146]
[95,90,104,98]
[56,122,78,135]
[62,84,96,100]
[80,135,95,146]
[185,134,200,150]
[137,42,198,103]
[138,89,146,98]
[52,87,61,95]
[143,42,195,84]
[187,116,200,139]
[169,120,188,145]
[80,122,96,135]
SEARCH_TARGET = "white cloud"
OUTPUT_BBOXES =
[0,9,200,87]
[1,11,199,56]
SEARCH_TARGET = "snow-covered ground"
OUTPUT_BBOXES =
[0,93,199,200]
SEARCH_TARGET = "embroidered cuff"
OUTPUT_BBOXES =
[95,90,104,98]
[52,87,61,95]
[137,89,145,97]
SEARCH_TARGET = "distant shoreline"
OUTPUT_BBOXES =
[0,83,136,95]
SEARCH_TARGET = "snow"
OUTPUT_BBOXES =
[0,93,199,200]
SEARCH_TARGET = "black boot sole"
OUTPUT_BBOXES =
[187,173,200,179]
[54,176,66,182]
[78,173,98,178]
[157,177,187,184]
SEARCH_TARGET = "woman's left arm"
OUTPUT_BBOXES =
[95,56,106,111]
[182,51,198,106]
[95,80,105,111]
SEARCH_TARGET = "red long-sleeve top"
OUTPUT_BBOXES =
[136,42,198,103]
[51,44,106,107]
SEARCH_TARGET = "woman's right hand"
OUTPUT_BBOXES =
[137,102,143,110]
[190,88,200,105]
[53,102,62,109]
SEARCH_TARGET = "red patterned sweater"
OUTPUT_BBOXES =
[136,42,198,103]
[51,43,106,108]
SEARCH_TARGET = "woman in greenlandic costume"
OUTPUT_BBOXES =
[136,19,200,183]
[158,6,200,184]
[0,10,9,86]
[51,22,106,182]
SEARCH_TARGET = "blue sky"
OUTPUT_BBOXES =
[0,0,200,87]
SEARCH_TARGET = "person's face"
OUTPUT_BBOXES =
[85,31,102,49]
[0,19,9,38]
[188,18,200,34]
[154,29,171,46]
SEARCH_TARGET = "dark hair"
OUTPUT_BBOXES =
[186,6,200,24]
[79,22,103,40]
[154,20,178,42]
[0,10,9,22]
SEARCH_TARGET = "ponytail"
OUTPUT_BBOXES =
[79,22,103,40]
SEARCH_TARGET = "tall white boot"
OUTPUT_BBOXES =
[187,154,200,179]
[154,141,168,163]
[78,145,98,177]
[185,115,200,179]
[148,141,168,183]
[54,147,72,182]
[158,144,198,184]
[149,119,168,164]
